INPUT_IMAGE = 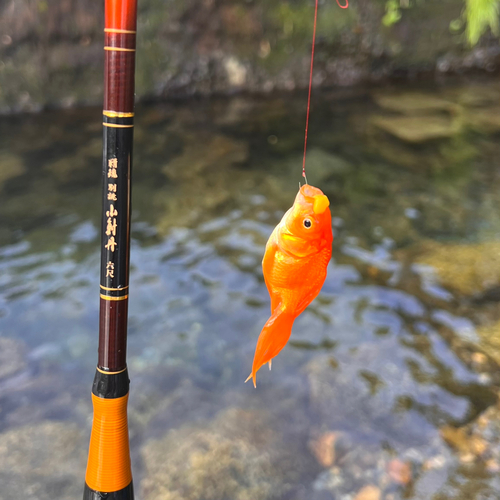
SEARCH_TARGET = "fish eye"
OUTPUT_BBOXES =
[303,218,312,229]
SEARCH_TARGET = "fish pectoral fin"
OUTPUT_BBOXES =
[268,359,272,370]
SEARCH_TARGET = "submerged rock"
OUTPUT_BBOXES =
[309,431,341,468]
[467,107,500,133]
[141,407,305,500]
[44,137,101,183]
[0,421,86,500]
[454,84,500,107]
[163,134,248,182]
[415,241,500,296]
[387,459,413,485]
[431,400,500,496]
[468,402,500,465]
[156,134,250,231]
[371,115,460,143]
[288,148,351,183]
[0,337,26,381]
[303,345,473,498]
[476,321,500,366]
[0,154,25,186]
[305,350,449,444]
[373,92,456,115]
[440,424,488,461]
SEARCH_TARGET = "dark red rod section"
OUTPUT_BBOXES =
[83,0,137,498]
[98,0,137,372]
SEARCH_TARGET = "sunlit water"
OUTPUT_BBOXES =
[1,79,500,500]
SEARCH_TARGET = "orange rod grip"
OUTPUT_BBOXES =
[85,393,132,492]
[105,0,137,32]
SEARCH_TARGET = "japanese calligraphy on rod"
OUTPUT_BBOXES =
[83,0,137,499]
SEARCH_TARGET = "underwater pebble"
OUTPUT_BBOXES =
[404,207,420,219]
[471,352,488,365]
[486,459,500,473]
[309,431,339,467]
[353,485,381,500]
[313,468,345,492]
[387,459,412,485]
[423,455,447,470]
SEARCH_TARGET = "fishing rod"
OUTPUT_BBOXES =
[83,0,137,498]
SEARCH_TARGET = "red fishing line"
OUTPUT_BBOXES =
[301,0,318,181]
[302,0,348,181]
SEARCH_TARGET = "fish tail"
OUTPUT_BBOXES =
[244,372,256,388]
[245,308,294,387]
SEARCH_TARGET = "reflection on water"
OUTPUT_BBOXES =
[1,80,500,499]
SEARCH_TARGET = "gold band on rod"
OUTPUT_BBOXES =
[103,111,135,118]
[100,284,130,291]
[100,294,129,301]
[96,366,128,375]
[104,47,135,52]
[104,28,137,34]
[103,123,134,128]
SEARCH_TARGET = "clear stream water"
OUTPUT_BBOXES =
[1,79,500,500]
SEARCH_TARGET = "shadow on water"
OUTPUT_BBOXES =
[1,79,500,499]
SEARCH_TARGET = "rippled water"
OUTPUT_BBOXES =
[1,80,500,500]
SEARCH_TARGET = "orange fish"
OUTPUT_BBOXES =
[246,184,333,387]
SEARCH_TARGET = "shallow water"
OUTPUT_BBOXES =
[1,80,500,499]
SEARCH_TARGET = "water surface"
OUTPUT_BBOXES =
[1,80,500,500]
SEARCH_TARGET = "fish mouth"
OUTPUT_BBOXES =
[313,195,329,214]
[298,186,330,215]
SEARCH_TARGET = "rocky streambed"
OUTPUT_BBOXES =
[0,81,500,499]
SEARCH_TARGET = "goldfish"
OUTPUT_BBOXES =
[246,184,333,387]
